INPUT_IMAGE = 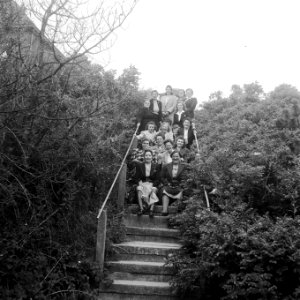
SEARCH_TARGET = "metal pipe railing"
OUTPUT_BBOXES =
[97,124,140,219]
[192,125,211,211]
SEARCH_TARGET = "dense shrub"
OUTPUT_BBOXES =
[168,83,300,299]
[168,201,300,299]
[194,83,300,216]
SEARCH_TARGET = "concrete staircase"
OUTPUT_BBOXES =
[99,204,181,300]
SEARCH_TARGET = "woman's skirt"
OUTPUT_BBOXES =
[162,186,182,200]
[137,181,159,205]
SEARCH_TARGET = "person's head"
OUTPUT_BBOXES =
[176,136,185,148]
[178,89,185,98]
[141,138,150,150]
[164,139,174,152]
[172,124,180,134]
[165,85,172,95]
[144,99,150,108]
[151,90,158,99]
[144,149,153,163]
[156,134,164,146]
[171,150,181,164]
[186,88,193,98]
[160,122,170,133]
[177,102,184,112]
[146,121,156,132]
[183,118,191,129]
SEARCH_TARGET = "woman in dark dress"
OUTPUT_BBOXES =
[178,118,195,149]
[136,90,162,132]
[184,88,197,120]
[132,150,160,217]
[149,90,162,130]
[160,151,187,216]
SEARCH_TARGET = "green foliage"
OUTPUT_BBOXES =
[168,201,300,299]
[195,83,300,216]
[0,7,144,297]
[170,83,300,299]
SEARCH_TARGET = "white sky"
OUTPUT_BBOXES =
[95,0,300,102]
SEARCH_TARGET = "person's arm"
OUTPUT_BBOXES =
[158,102,163,122]
[160,165,168,186]
[152,164,161,187]
[190,98,197,112]
[136,108,144,124]
[136,131,145,140]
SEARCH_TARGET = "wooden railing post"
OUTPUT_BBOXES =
[96,209,107,273]
[117,164,127,210]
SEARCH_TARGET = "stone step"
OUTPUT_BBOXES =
[112,241,182,256]
[125,226,180,243]
[103,279,175,296]
[98,292,178,300]
[111,253,167,263]
[124,214,170,229]
[109,271,173,282]
[106,260,173,275]
[127,204,178,215]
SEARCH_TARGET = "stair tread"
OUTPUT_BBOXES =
[113,279,171,287]
[114,241,182,249]
[107,260,165,266]
[126,226,179,233]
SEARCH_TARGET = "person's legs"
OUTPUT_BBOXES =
[162,195,169,215]
[149,203,155,218]
[137,190,144,215]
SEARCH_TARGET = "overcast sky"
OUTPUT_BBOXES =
[94,0,300,102]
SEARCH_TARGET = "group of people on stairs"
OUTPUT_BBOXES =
[128,85,199,217]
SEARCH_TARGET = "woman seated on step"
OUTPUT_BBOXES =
[136,121,157,146]
[129,138,151,163]
[157,121,174,142]
[178,118,195,149]
[160,150,187,216]
[150,133,165,166]
[132,149,160,217]
[159,139,174,166]
[174,136,190,163]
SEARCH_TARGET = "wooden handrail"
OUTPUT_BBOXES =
[97,124,140,219]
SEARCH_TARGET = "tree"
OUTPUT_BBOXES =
[0,1,141,298]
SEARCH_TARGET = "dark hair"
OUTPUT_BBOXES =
[170,150,182,158]
[164,139,173,146]
[172,124,180,129]
[146,121,156,130]
[176,136,185,145]
[142,138,150,143]
[183,118,192,125]
[144,149,153,157]
[165,85,173,94]
[156,133,164,140]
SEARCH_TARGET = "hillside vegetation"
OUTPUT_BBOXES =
[168,83,300,299]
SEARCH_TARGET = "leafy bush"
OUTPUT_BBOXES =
[168,201,300,299]
[169,83,300,299]
[194,83,300,216]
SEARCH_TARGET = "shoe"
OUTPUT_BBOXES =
[149,211,154,218]
[162,212,169,216]
[137,209,144,216]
